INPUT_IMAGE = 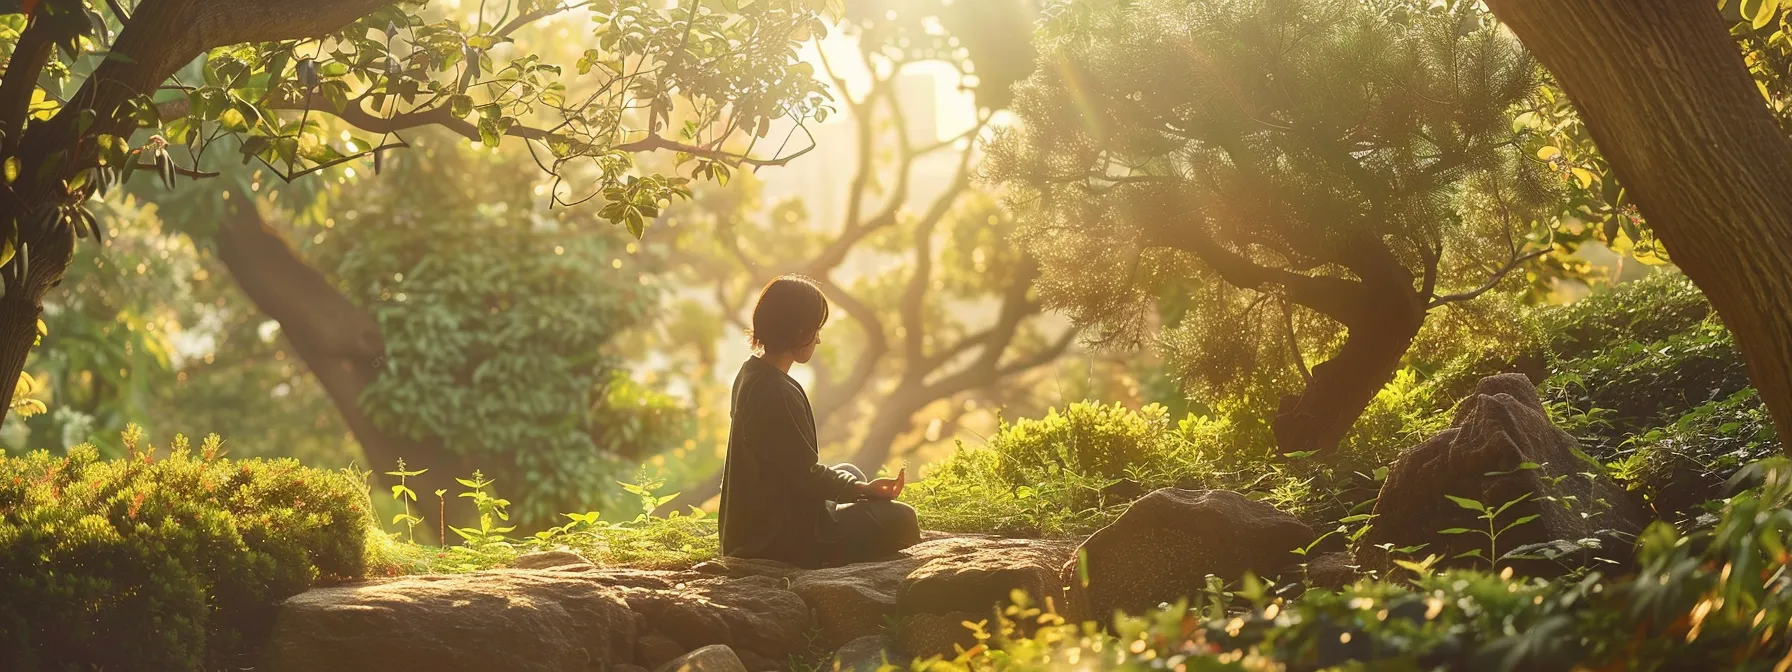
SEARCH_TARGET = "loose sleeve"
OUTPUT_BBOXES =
[745,381,862,502]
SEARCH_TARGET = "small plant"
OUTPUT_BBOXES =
[385,459,428,543]
[451,470,515,546]
[1439,492,1540,568]
[619,467,680,521]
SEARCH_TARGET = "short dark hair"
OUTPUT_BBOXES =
[749,275,830,354]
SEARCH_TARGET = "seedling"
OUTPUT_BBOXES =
[1440,492,1540,568]
[385,458,428,543]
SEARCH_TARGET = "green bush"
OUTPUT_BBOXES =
[1547,322,1751,446]
[1538,271,1713,361]
[0,431,369,670]
[906,400,1387,538]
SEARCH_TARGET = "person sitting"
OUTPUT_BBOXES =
[718,274,922,569]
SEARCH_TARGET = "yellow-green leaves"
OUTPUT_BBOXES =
[1746,0,1782,30]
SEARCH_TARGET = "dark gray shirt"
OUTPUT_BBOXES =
[718,356,861,567]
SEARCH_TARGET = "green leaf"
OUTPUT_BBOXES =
[1444,494,1487,512]
[1437,527,1474,535]
[1501,514,1542,533]
[1754,0,1780,29]
[4,157,18,183]
[625,209,646,239]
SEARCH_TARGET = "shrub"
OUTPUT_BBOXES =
[905,401,1383,538]
[0,431,369,670]
[1547,322,1751,447]
[1607,388,1781,518]
[1538,271,1713,361]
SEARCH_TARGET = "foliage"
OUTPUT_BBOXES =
[897,459,1792,671]
[1533,273,1773,492]
[0,0,836,249]
[0,429,369,670]
[988,0,1553,417]
[1537,271,1714,363]
[905,399,1405,538]
[1548,323,1750,445]
[278,136,688,526]
[370,465,717,574]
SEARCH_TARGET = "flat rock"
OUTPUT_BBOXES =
[588,569,810,669]
[513,549,597,571]
[789,536,1073,658]
[260,569,639,672]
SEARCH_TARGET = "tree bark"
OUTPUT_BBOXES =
[1483,0,1792,455]
[1272,306,1424,455]
[214,197,466,533]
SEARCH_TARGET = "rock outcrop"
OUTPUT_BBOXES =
[1063,488,1313,625]
[1355,374,1652,575]
[262,535,1080,669]
[260,570,639,672]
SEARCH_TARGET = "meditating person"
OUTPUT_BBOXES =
[719,274,921,568]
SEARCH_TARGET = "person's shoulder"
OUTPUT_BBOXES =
[734,360,796,400]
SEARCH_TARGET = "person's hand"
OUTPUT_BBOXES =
[860,467,906,500]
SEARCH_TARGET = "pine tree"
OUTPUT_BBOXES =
[987,0,1555,454]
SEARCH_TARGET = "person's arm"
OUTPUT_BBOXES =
[752,381,863,502]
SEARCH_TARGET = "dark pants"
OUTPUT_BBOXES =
[821,463,921,566]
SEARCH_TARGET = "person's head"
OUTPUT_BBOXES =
[749,274,829,363]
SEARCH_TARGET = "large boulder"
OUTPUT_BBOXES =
[260,570,639,672]
[900,537,1074,617]
[1064,489,1312,625]
[1355,374,1652,575]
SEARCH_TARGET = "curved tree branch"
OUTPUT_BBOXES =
[1428,247,1547,308]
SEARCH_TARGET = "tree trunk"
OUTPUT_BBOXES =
[213,197,466,533]
[849,396,920,473]
[0,291,47,424]
[0,224,76,428]
[1484,0,1792,455]
[1274,292,1426,456]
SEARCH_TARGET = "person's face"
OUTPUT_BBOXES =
[793,327,822,364]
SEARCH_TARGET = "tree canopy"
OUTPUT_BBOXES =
[988,0,1557,454]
